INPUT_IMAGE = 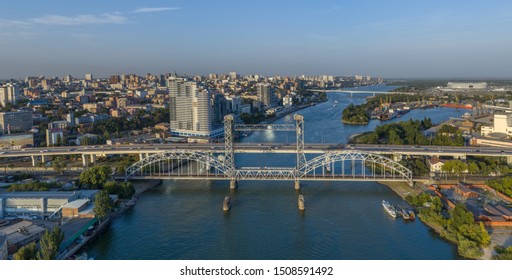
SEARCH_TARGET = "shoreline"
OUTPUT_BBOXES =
[59,179,162,259]
[268,100,328,123]
[378,180,510,260]
[377,181,423,200]
[341,120,368,125]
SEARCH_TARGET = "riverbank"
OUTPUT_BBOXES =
[59,179,162,259]
[378,181,423,200]
[380,180,511,260]
[342,120,368,125]
[267,100,328,124]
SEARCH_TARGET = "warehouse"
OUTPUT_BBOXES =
[0,190,98,219]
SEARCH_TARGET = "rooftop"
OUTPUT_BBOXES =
[0,221,46,245]
[0,191,77,199]
[62,199,89,209]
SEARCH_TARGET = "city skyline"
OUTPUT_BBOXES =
[1,0,512,79]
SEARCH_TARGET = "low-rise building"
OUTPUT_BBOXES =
[428,157,444,174]
[0,110,33,134]
[0,190,98,219]
[62,199,95,219]
[0,234,7,260]
[46,128,65,146]
[0,221,46,255]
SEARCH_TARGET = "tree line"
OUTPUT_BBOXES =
[407,193,490,259]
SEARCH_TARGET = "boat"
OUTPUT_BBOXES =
[333,104,337,107]
[73,252,94,260]
[408,210,415,221]
[298,194,305,211]
[223,195,231,211]
[382,200,397,218]
[401,210,410,220]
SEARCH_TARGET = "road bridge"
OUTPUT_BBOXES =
[2,114,512,188]
[310,89,416,97]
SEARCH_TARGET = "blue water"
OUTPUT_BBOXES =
[86,85,459,260]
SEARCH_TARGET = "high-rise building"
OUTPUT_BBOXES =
[257,83,276,108]
[211,93,227,126]
[63,75,73,83]
[226,96,242,115]
[109,75,121,84]
[0,83,18,107]
[0,110,33,134]
[66,110,76,127]
[168,79,223,140]
[85,73,93,81]
[229,72,238,81]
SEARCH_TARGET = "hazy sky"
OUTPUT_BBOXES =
[1,0,512,79]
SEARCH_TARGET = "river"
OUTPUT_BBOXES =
[86,85,468,259]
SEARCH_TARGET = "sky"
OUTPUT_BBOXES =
[1,0,512,79]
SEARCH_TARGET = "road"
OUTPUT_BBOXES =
[0,143,511,158]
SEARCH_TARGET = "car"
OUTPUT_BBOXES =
[501,151,505,154]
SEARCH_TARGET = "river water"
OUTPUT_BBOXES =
[87,85,467,259]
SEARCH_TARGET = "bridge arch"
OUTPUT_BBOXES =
[125,150,229,180]
[301,150,413,185]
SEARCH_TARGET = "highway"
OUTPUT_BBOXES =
[1,143,512,158]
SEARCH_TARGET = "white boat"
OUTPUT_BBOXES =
[382,200,397,218]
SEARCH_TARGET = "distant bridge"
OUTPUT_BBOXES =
[310,89,416,97]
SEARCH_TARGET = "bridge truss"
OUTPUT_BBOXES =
[125,114,413,187]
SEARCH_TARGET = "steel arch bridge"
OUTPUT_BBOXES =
[124,149,413,186]
[125,114,414,188]
[125,150,230,179]
[300,151,412,183]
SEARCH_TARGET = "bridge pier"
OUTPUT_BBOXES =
[41,155,46,164]
[31,155,38,167]
[90,154,97,164]
[139,153,145,161]
[393,154,402,162]
[82,155,88,167]
[229,179,238,190]
[454,155,466,160]
[294,180,300,190]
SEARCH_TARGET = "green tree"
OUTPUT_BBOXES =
[493,246,512,260]
[56,134,62,146]
[94,190,112,221]
[13,242,38,260]
[79,165,112,189]
[52,157,66,175]
[37,227,64,260]
[468,162,480,174]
